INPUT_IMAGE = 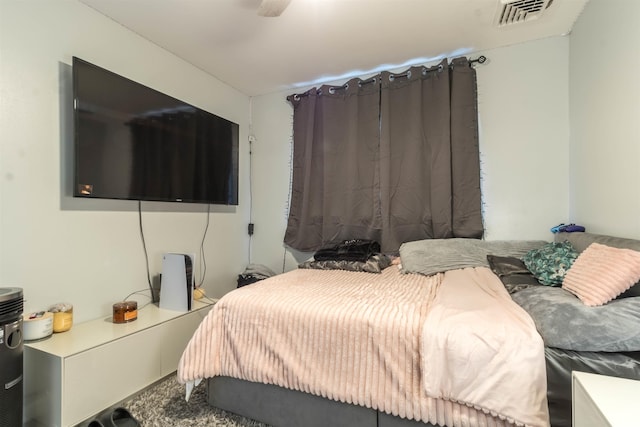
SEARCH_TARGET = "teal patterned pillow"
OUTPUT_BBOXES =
[522,241,578,286]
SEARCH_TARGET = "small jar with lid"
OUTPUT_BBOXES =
[112,301,138,324]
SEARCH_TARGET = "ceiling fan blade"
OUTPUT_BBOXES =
[257,0,292,17]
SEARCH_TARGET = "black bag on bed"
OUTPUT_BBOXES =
[313,239,381,263]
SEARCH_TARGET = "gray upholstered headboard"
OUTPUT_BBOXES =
[554,231,640,253]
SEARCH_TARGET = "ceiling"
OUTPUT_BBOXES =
[79,0,589,96]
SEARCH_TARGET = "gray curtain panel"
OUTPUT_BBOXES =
[285,58,483,253]
[284,80,381,251]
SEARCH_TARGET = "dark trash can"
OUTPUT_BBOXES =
[0,287,24,427]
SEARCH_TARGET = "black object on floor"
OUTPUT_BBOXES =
[87,420,105,427]
[101,407,141,427]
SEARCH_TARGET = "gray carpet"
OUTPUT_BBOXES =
[122,375,270,427]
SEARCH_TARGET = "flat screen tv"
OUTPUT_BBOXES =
[72,56,239,205]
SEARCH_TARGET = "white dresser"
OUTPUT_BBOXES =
[572,371,640,427]
[23,300,214,427]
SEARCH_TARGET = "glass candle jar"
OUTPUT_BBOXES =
[48,302,73,333]
[112,301,138,324]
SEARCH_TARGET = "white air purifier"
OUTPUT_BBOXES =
[159,253,194,312]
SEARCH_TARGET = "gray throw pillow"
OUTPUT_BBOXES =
[486,255,531,276]
[486,255,541,294]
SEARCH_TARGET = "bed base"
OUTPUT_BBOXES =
[544,347,640,427]
[207,346,640,427]
[207,376,435,427]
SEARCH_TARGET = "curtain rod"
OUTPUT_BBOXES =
[469,55,487,66]
[289,55,488,99]
[387,55,487,81]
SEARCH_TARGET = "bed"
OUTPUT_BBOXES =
[514,232,640,427]
[177,233,640,427]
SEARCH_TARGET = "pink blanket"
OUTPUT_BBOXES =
[178,267,548,427]
[422,267,549,426]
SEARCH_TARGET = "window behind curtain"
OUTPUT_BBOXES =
[285,57,483,253]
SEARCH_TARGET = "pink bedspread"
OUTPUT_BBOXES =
[178,267,549,427]
[421,267,549,427]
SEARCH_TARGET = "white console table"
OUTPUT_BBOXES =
[572,371,640,427]
[23,300,215,427]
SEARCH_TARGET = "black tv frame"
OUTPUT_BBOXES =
[72,57,239,206]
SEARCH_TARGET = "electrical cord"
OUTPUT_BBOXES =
[121,288,151,302]
[249,137,254,264]
[197,204,211,288]
[138,200,210,301]
[120,288,153,311]
[200,294,218,305]
[138,201,154,298]
[248,97,255,265]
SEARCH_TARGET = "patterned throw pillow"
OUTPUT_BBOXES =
[562,243,640,306]
[299,254,392,274]
[522,241,578,286]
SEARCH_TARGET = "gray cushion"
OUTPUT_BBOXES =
[486,255,541,294]
[486,255,531,276]
[399,239,545,276]
[512,286,640,352]
[555,231,640,253]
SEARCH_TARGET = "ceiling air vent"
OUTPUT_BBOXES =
[496,0,554,26]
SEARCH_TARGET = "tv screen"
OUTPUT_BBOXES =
[72,57,239,205]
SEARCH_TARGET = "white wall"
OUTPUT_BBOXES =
[247,94,295,270]
[250,37,572,273]
[0,0,250,322]
[478,37,570,240]
[569,0,640,239]
[5,0,631,322]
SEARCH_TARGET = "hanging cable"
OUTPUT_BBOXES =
[197,203,211,288]
[248,97,255,264]
[137,201,154,298]
[248,140,254,264]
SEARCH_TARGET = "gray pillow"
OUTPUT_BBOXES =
[486,255,541,294]
[486,255,531,276]
[512,286,640,352]
[555,231,640,253]
[399,238,546,276]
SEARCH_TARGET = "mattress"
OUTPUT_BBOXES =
[178,266,549,427]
